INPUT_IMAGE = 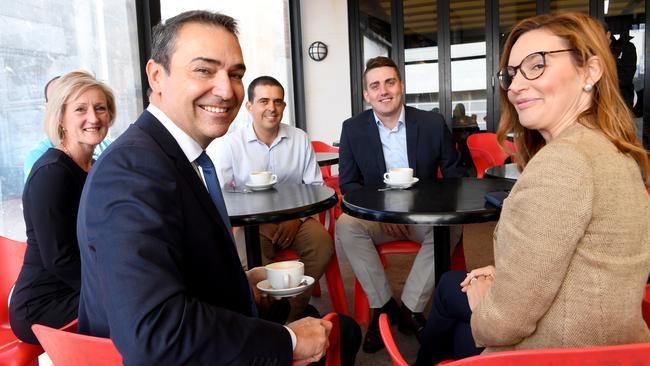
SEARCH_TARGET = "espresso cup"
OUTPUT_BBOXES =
[249,171,277,185]
[383,167,413,183]
[265,260,304,289]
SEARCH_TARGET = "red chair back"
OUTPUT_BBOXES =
[440,342,650,365]
[0,236,27,327]
[32,322,122,366]
[378,314,409,366]
[466,133,512,178]
[0,236,45,366]
[322,312,341,366]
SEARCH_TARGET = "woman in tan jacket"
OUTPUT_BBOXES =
[415,12,650,365]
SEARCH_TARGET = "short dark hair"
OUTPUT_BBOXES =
[44,75,61,102]
[247,76,284,102]
[151,10,239,73]
[362,56,401,89]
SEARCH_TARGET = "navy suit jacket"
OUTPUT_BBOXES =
[339,106,466,194]
[77,111,292,365]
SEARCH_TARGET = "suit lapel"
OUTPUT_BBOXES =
[135,112,228,233]
[365,111,387,172]
[405,107,418,174]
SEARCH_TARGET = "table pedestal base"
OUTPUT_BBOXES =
[433,226,451,285]
[245,225,262,269]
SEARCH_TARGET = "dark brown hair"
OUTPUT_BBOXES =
[363,56,401,89]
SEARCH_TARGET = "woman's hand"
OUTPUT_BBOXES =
[466,274,494,312]
[460,265,495,292]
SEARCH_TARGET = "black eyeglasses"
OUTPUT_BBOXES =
[497,49,576,90]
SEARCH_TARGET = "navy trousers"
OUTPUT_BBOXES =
[415,270,483,365]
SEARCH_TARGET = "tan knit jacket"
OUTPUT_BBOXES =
[471,123,650,352]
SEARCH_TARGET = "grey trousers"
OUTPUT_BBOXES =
[335,213,460,312]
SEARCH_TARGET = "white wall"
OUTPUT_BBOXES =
[301,0,351,145]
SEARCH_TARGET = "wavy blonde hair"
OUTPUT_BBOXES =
[44,70,116,145]
[496,12,649,185]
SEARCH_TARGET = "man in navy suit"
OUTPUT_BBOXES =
[335,56,465,353]
[76,10,331,365]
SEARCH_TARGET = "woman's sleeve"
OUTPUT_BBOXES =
[471,142,594,346]
[26,162,81,290]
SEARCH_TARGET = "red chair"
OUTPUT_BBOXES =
[467,133,514,178]
[0,236,44,366]
[353,240,466,326]
[379,313,409,366]
[275,207,350,315]
[32,320,121,366]
[322,312,341,366]
[439,342,650,365]
[643,284,650,328]
[312,141,342,218]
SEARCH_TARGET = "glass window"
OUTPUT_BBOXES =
[160,0,294,131]
[0,1,142,239]
[359,0,393,110]
[403,0,439,113]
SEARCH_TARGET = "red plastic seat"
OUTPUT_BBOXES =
[379,313,409,366]
[641,284,650,328]
[275,207,349,315]
[312,141,342,219]
[381,314,650,366]
[467,133,515,178]
[352,240,466,326]
[0,236,44,366]
[322,312,341,366]
[439,342,650,365]
[32,320,121,366]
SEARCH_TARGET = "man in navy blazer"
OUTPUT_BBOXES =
[335,56,465,353]
[76,11,331,365]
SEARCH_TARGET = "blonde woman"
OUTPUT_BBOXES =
[10,70,115,344]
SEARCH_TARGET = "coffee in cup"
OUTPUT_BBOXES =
[383,167,413,183]
[265,260,304,289]
[249,171,277,185]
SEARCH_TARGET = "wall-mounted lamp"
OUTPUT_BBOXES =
[308,41,328,61]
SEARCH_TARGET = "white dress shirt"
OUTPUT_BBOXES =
[209,122,323,188]
[373,105,409,170]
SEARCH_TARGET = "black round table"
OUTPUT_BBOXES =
[341,178,514,283]
[484,163,520,181]
[316,152,339,167]
[224,183,338,268]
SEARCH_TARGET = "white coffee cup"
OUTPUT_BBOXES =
[265,260,304,289]
[383,167,413,183]
[249,171,277,185]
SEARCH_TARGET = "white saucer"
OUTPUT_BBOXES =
[256,275,315,298]
[383,177,419,188]
[245,177,278,191]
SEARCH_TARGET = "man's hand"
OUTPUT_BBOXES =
[260,223,279,240]
[288,317,332,365]
[379,223,409,238]
[272,219,301,248]
[246,267,267,303]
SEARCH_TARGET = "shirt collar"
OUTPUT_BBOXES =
[244,122,289,146]
[147,104,204,163]
[373,105,406,130]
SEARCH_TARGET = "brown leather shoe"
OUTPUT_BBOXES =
[397,303,426,342]
[362,298,400,353]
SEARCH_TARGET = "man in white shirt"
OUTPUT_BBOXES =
[211,75,333,321]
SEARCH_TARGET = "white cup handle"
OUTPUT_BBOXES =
[271,174,277,182]
[383,172,390,180]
